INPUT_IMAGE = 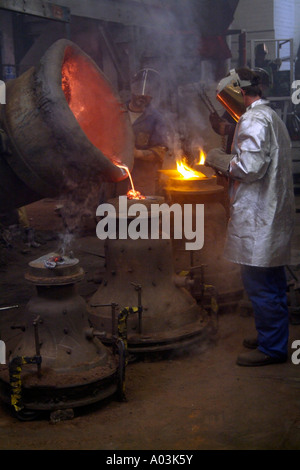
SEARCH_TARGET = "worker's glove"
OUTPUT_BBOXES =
[205,148,233,176]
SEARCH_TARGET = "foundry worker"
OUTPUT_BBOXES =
[205,67,295,367]
[209,68,271,154]
[127,68,169,195]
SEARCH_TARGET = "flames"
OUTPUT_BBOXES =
[176,150,206,180]
[198,148,206,165]
[176,160,200,179]
[115,147,207,198]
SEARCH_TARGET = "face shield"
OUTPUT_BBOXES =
[130,68,161,99]
[216,69,250,122]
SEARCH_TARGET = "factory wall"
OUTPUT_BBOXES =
[293,0,300,56]
[233,0,274,34]
[230,0,299,69]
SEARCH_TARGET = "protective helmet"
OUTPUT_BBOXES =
[130,68,161,97]
[253,67,271,95]
[253,67,270,86]
[216,69,249,121]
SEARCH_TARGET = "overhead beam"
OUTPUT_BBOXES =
[0,0,70,22]
[54,0,167,28]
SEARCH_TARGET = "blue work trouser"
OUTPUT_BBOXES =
[240,265,289,359]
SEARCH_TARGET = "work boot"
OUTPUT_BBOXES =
[236,349,287,367]
[243,336,258,349]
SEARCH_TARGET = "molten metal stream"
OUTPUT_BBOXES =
[117,164,146,199]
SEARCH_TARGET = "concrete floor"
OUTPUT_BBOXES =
[0,196,299,451]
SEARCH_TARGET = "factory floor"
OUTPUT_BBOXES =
[0,196,300,451]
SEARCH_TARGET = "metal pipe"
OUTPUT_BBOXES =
[131,283,143,334]
[33,316,42,378]
[197,85,219,115]
[0,305,18,311]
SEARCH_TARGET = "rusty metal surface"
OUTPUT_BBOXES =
[89,194,211,353]
[24,252,85,285]
[158,171,244,312]
[0,252,121,413]
[0,363,119,411]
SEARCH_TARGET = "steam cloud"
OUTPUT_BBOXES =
[131,3,227,163]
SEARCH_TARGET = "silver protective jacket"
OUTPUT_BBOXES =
[224,99,295,267]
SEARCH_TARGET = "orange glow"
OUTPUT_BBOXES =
[117,164,146,200]
[61,46,129,162]
[127,189,146,200]
[198,149,206,165]
[176,159,206,179]
[216,93,241,122]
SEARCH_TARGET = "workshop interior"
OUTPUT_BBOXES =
[0,0,300,451]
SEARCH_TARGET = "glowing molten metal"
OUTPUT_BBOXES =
[61,46,131,166]
[117,164,146,200]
